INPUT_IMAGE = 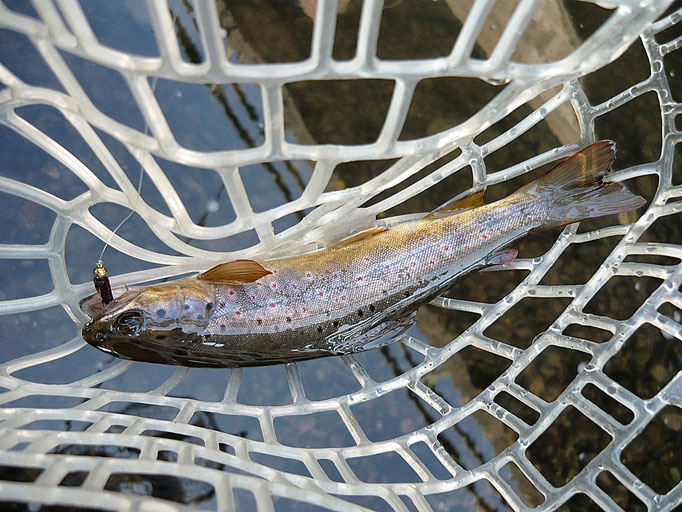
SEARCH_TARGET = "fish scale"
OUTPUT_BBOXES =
[81,141,646,367]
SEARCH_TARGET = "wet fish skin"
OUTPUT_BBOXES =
[81,141,645,367]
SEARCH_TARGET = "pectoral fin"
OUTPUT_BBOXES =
[198,259,272,284]
[333,311,417,354]
[425,189,485,219]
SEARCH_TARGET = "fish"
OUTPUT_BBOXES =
[81,141,645,367]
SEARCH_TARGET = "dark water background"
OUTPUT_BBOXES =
[0,1,681,510]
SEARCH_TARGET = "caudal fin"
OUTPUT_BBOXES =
[515,140,645,228]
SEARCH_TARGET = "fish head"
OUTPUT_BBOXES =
[81,278,214,364]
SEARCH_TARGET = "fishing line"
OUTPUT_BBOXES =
[93,5,184,304]
[99,75,160,264]
[93,75,159,304]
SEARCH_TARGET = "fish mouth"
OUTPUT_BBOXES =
[81,319,170,365]
[81,320,108,347]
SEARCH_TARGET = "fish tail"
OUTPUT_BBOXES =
[514,140,645,228]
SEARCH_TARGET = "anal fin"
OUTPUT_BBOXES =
[487,249,518,266]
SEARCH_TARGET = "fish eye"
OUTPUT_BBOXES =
[113,311,144,335]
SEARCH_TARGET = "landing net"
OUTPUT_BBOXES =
[0,1,681,510]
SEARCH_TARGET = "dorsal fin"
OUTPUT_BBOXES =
[333,226,388,248]
[198,259,272,284]
[424,189,485,219]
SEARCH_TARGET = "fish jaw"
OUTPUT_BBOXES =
[82,319,209,365]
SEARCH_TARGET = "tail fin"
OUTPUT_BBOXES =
[514,140,645,228]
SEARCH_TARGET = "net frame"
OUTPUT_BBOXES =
[0,0,681,510]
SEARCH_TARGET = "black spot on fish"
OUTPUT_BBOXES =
[357,309,363,317]
[205,302,213,316]
[220,324,226,332]
[184,304,190,311]
[219,301,225,308]
[369,304,375,312]
[382,290,388,294]
[257,319,263,325]
[286,317,292,322]
[333,321,339,328]
[317,326,323,333]
[155,334,167,340]
[404,291,410,297]
[156,308,166,318]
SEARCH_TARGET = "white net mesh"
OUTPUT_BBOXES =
[1,0,681,510]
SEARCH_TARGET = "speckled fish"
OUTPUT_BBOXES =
[81,141,644,367]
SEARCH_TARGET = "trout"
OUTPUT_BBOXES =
[81,141,644,367]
